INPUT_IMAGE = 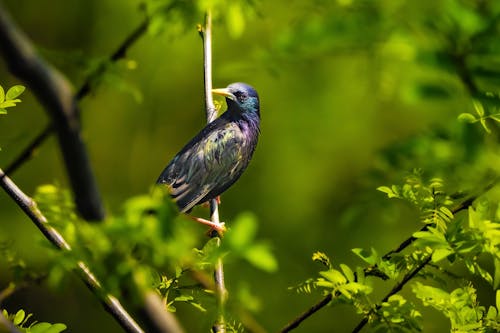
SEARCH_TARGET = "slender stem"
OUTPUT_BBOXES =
[0,168,144,333]
[4,123,53,175]
[281,294,333,333]
[351,255,432,333]
[200,10,227,332]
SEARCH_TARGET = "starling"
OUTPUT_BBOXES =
[157,82,260,231]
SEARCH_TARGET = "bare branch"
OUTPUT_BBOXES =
[0,4,104,221]
[200,11,227,332]
[281,294,333,333]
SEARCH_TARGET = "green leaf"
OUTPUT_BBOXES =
[0,100,19,108]
[226,3,245,39]
[30,322,52,333]
[243,243,278,273]
[458,113,476,123]
[0,108,6,114]
[0,85,4,103]
[312,251,332,268]
[13,309,25,326]
[226,212,258,250]
[6,85,25,100]
[340,264,355,282]
[320,269,347,285]
[494,258,500,290]
[473,99,485,117]
[377,186,399,198]
[432,248,454,262]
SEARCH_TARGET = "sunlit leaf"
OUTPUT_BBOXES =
[6,85,25,100]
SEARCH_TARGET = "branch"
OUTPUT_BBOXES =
[200,11,227,332]
[0,168,183,333]
[0,4,104,221]
[75,18,149,101]
[280,178,498,332]
[351,255,432,333]
[5,16,150,177]
[281,294,333,333]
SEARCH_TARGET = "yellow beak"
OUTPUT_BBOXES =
[212,88,235,100]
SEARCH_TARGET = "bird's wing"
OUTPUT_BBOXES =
[160,122,246,213]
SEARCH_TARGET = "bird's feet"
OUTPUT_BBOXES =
[188,215,226,236]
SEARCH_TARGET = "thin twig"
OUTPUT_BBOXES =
[350,255,432,333]
[4,124,52,175]
[281,294,333,333]
[200,11,227,333]
[0,4,104,221]
[75,18,149,101]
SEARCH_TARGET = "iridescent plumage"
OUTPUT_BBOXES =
[157,82,260,212]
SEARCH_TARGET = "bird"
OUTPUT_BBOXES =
[156,82,260,233]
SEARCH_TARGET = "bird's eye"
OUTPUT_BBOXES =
[234,91,247,101]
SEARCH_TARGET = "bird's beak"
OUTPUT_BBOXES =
[212,88,235,100]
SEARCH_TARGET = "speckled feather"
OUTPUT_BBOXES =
[157,83,260,213]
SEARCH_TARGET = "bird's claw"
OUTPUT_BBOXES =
[188,215,226,236]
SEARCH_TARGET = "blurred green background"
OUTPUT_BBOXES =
[1,0,499,332]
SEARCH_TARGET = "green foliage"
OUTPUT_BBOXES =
[293,170,499,331]
[143,0,256,38]
[31,184,276,329]
[458,98,500,134]
[2,309,67,333]
[378,172,454,232]
[222,212,278,273]
[373,295,422,333]
[0,84,25,115]
[413,283,500,332]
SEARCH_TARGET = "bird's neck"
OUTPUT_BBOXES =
[225,107,260,136]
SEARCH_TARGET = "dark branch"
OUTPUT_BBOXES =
[281,294,333,333]
[0,4,104,221]
[4,123,52,175]
[75,18,149,101]
[351,255,432,333]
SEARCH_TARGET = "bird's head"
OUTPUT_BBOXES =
[212,82,260,117]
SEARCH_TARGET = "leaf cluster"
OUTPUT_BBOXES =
[2,309,66,333]
[0,84,25,115]
[31,185,277,327]
[293,172,500,332]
